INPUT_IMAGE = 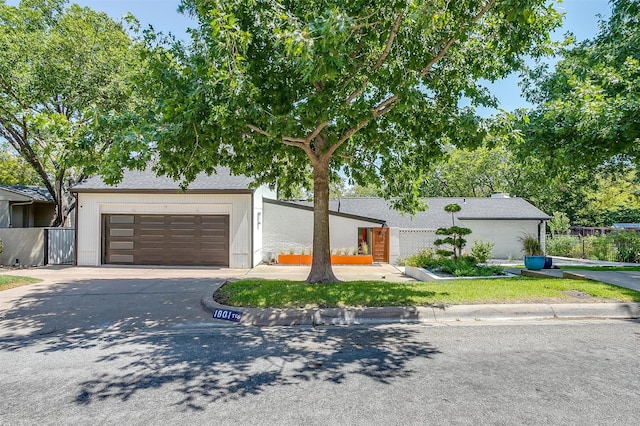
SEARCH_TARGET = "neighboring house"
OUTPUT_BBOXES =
[0,185,62,267]
[263,196,551,264]
[0,185,54,228]
[71,168,274,268]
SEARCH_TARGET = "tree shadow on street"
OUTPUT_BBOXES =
[73,326,440,410]
[0,277,440,411]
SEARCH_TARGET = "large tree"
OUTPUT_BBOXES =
[522,0,640,168]
[123,0,561,282]
[0,0,139,226]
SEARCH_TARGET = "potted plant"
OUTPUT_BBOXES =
[519,234,545,270]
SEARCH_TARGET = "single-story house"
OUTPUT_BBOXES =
[262,196,551,264]
[71,168,550,267]
[0,185,54,228]
[72,168,274,268]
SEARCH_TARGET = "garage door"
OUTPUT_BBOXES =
[103,214,229,266]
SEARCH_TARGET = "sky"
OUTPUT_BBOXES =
[6,0,613,113]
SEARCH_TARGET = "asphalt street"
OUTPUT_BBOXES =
[1,321,639,425]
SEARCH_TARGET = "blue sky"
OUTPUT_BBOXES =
[6,0,613,113]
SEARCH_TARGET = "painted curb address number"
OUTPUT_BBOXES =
[212,308,242,322]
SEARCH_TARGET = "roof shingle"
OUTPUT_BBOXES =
[72,167,254,192]
[289,197,550,228]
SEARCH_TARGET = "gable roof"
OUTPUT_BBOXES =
[289,197,551,229]
[72,167,254,193]
[0,185,53,202]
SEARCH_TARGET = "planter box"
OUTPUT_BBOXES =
[277,254,373,265]
[277,254,312,265]
[331,254,373,265]
[404,265,515,282]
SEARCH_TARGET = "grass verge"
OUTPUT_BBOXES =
[0,275,42,291]
[215,277,640,308]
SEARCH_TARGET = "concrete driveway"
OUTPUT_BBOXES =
[0,266,247,338]
[0,264,411,337]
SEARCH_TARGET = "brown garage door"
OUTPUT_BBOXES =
[103,214,229,266]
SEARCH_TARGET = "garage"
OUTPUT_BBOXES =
[103,214,230,266]
[73,167,272,268]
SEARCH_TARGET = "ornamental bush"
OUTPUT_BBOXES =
[470,240,494,264]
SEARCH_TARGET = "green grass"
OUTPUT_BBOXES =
[559,265,640,272]
[0,275,42,291]
[215,277,640,308]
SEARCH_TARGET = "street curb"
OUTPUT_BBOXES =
[200,295,640,326]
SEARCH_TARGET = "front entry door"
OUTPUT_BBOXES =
[371,227,389,263]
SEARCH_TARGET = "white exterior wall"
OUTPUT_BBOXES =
[461,219,543,260]
[76,192,255,268]
[262,202,382,261]
[251,187,272,267]
[392,220,544,263]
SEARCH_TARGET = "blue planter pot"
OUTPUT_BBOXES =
[524,255,545,270]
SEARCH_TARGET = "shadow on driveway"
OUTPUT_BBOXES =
[0,276,225,339]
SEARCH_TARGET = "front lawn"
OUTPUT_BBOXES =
[214,277,640,308]
[0,275,42,291]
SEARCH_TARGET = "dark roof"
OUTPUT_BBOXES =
[72,167,254,193]
[264,198,386,225]
[0,185,53,201]
[289,197,551,228]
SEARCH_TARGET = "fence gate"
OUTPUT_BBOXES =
[45,228,75,265]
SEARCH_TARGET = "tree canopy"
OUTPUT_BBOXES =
[0,0,139,225]
[118,0,562,282]
[0,146,42,185]
[521,0,640,168]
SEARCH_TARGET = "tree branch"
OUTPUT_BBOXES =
[247,124,272,137]
[373,11,404,71]
[345,10,404,104]
[306,121,329,143]
[328,94,400,159]
[420,0,497,78]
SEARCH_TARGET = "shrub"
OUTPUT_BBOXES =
[546,235,579,257]
[610,231,640,263]
[0,238,3,254]
[405,249,504,277]
[404,249,438,268]
[470,240,494,264]
[590,236,616,261]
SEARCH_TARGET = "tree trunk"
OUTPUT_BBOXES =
[306,161,339,283]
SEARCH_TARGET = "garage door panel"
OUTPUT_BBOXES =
[103,214,229,266]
